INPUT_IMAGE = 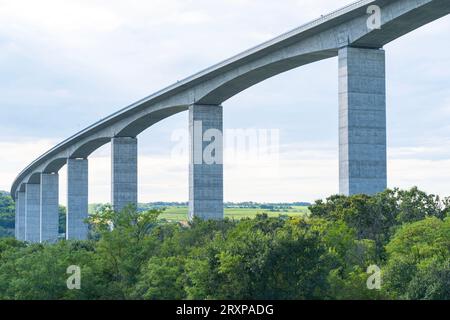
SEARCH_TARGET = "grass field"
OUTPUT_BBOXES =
[159,206,310,222]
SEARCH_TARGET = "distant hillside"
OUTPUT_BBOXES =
[88,201,312,214]
[2,195,312,238]
[140,201,312,210]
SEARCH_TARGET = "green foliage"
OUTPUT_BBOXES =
[309,187,448,258]
[0,191,15,237]
[383,217,450,299]
[180,216,330,300]
[87,204,161,299]
[406,258,449,300]
[133,256,186,300]
[0,240,106,299]
[0,188,448,300]
[327,266,385,300]
[0,191,66,238]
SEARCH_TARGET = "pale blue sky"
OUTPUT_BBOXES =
[1,0,450,203]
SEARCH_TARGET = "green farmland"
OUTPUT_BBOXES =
[159,206,310,222]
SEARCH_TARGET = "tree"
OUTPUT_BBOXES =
[87,204,162,299]
[395,187,445,223]
[185,216,330,300]
[0,240,105,300]
[327,266,385,300]
[309,188,448,258]
[406,258,450,300]
[133,256,186,300]
[309,218,384,299]
[0,191,15,238]
[0,190,448,300]
[383,217,450,299]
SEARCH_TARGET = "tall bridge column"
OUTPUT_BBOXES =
[111,137,138,212]
[67,159,89,240]
[16,191,26,240]
[189,104,224,220]
[339,46,387,195]
[40,173,59,243]
[25,183,41,243]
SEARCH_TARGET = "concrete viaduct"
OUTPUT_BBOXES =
[10,0,450,242]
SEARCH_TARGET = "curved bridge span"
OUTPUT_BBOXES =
[11,0,450,242]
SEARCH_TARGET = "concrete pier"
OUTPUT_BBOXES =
[111,137,138,212]
[25,183,41,243]
[40,173,59,243]
[17,191,26,240]
[339,46,387,195]
[189,104,224,220]
[67,159,89,240]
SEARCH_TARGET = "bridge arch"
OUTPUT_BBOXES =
[116,105,188,137]
[43,158,67,174]
[27,172,41,184]
[69,137,111,159]
[197,50,337,105]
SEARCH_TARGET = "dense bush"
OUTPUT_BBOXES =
[0,188,448,300]
[0,191,15,238]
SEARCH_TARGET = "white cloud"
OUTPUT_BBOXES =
[0,139,56,192]
[0,0,352,96]
[389,159,450,197]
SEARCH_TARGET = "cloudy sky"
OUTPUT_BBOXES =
[1,0,450,204]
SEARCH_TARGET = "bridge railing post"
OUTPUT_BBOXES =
[338,46,387,195]
[189,104,224,220]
